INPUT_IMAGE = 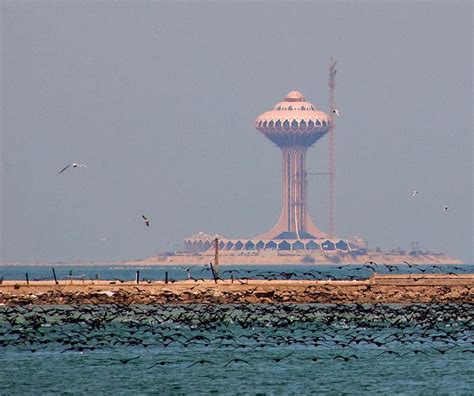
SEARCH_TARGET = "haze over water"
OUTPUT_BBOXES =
[1,2,472,395]
[1,1,472,264]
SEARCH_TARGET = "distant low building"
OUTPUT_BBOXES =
[184,232,367,253]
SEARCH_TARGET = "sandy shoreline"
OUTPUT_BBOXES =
[1,274,472,305]
[0,252,464,267]
[128,252,463,266]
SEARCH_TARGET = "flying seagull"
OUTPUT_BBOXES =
[142,215,150,227]
[332,109,340,117]
[59,163,87,174]
[411,190,419,198]
[443,206,449,212]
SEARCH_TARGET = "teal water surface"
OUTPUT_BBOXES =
[1,263,472,282]
[1,304,473,395]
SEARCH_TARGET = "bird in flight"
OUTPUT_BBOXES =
[142,215,150,226]
[147,361,174,369]
[113,356,141,365]
[411,190,419,198]
[223,358,251,368]
[333,109,340,117]
[268,352,294,363]
[333,354,358,361]
[186,359,216,368]
[443,206,449,212]
[59,163,87,174]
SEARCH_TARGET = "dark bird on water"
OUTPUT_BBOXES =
[430,346,456,355]
[333,354,359,361]
[268,352,294,362]
[113,356,141,364]
[402,261,416,268]
[359,265,377,272]
[403,350,428,356]
[223,358,251,367]
[148,361,174,369]
[186,359,216,368]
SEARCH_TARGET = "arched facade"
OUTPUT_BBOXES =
[184,233,366,254]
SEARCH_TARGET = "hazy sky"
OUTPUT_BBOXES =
[1,1,472,263]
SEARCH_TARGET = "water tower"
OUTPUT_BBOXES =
[255,91,330,240]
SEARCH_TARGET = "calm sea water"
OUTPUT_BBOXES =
[1,263,473,282]
[1,264,473,394]
[1,303,473,395]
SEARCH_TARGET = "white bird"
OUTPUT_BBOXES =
[59,163,87,174]
[142,215,150,227]
[332,109,340,117]
[443,206,449,212]
[411,190,419,197]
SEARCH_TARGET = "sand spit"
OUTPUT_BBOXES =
[0,252,463,267]
[124,251,463,266]
[1,274,472,306]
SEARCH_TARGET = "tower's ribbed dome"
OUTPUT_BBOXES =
[256,91,330,147]
[285,91,305,101]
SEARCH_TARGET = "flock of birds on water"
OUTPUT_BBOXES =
[1,263,471,370]
[16,262,470,283]
[1,302,472,368]
[194,262,467,282]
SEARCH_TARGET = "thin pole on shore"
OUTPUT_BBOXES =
[209,262,218,284]
[52,268,58,285]
[136,271,140,285]
[214,238,219,278]
[165,271,168,284]
[25,273,29,285]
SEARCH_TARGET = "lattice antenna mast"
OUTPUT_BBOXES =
[328,57,337,237]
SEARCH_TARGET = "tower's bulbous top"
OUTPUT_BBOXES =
[256,91,330,147]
